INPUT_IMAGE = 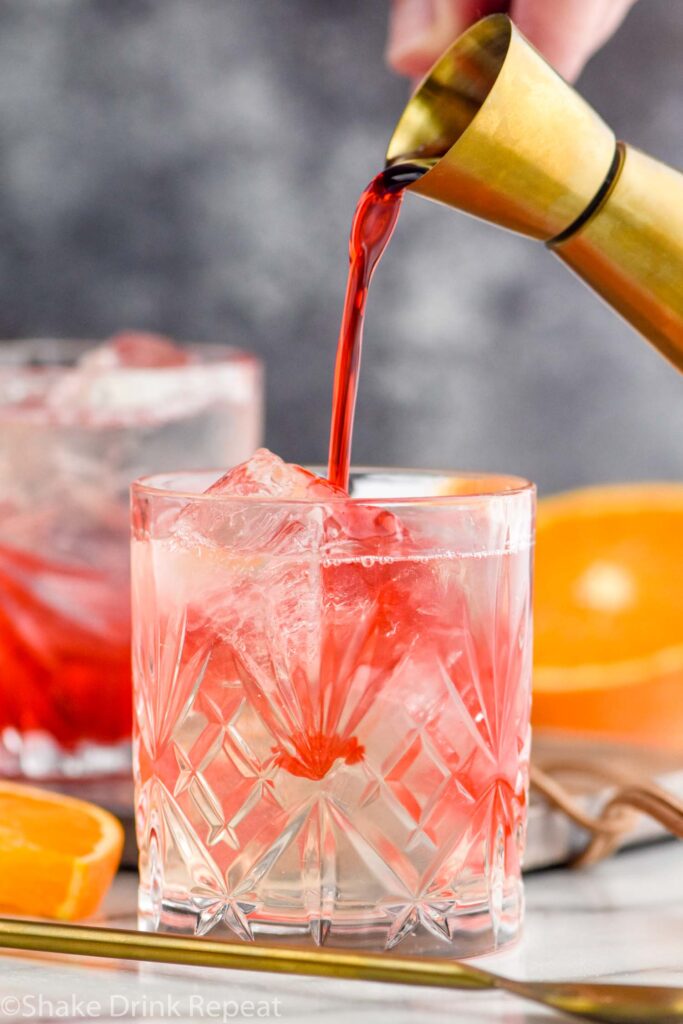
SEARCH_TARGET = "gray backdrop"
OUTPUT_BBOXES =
[0,0,681,494]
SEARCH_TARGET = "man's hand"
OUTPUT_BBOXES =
[386,0,639,82]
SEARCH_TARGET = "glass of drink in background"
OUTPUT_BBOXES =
[0,335,262,779]
[132,454,534,956]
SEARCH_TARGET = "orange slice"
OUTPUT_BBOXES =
[0,781,124,920]
[533,483,683,749]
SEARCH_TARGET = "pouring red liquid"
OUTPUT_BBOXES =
[327,163,429,491]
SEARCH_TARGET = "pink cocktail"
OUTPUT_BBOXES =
[132,451,534,956]
[0,335,262,777]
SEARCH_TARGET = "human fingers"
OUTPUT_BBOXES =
[386,0,509,78]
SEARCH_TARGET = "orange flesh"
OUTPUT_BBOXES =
[535,503,683,668]
[0,792,103,854]
[0,784,123,919]
[532,485,683,749]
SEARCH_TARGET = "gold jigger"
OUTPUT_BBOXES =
[386,14,683,369]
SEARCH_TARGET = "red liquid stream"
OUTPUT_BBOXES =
[327,168,420,491]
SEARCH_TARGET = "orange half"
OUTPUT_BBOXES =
[533,483,683,749]
[0,781,124,920]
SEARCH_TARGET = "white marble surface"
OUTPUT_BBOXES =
[1,842,683,1023]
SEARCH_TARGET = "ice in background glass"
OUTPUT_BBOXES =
[132,455,534,956]
[0,336,262,779]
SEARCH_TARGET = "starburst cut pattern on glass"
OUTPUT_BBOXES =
[135,535,531,950]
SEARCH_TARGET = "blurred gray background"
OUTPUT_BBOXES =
[0,0,681,494]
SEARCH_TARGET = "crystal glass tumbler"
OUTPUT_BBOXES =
[0,339,262,778]
[132,469,534,956]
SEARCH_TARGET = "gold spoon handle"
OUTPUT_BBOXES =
[0,917,492,990]
[1,917,683,1023]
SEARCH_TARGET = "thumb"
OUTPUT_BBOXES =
[386,0,507,79]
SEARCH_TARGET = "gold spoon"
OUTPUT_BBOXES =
[0,916,681,1024]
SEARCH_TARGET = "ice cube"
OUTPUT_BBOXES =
[212,448,409,551]
[174,448,407,555]
[206,448,344,501]
[174,449,340,554]
[78,331,192,370]
[44,332,197,426]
